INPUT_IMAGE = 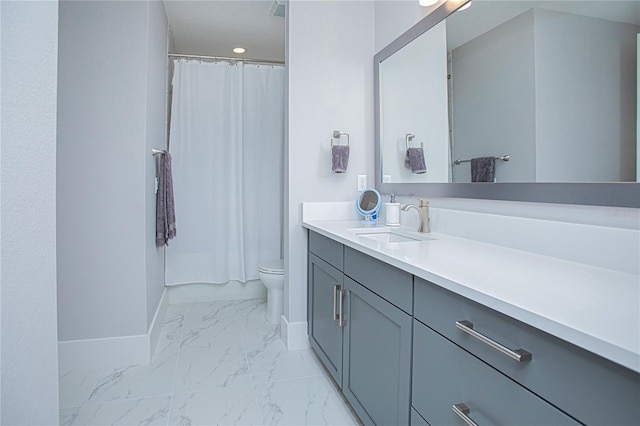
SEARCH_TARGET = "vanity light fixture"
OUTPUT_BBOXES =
[232,47,246,54]
[418,0,439,6]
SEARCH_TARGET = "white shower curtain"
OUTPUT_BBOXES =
[166,59,284,285]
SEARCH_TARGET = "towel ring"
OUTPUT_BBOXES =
[331,131,350,148]
[405,134,415,150]
[405,134,423,150]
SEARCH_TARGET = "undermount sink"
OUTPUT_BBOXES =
[350,228,435,244]
[359,232,420,243]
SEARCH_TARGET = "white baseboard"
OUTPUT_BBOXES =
[58,281,269,371]
[149,288,169,357]
[166,280,267,304]
[280,315,309,351]
[58,334,150,372]
[58,289,169,372]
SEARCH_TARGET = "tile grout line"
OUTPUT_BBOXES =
[165,303,192,425]
[236,299,267,426]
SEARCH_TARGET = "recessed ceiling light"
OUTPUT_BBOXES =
[233,47,246,54]
[418,0,438,6]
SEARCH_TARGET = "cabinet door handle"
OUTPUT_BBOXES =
[452,403,479,426]
[333,285,340,321]
[456,320,532,362]
[338,289,346,327]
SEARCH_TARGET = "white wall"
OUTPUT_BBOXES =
[0,1,60,423]
[451,8,638,183]
[1,3,3,419]
[285,0,375,344]
[57,1,167,345]
[145,1,169,329]
[534,8,639,182]
[380,21,449,183]
[451,10,536,183]
[375,0,431,53]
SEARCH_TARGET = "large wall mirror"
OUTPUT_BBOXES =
[375,0,640,207]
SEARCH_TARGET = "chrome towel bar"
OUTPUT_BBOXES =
[454,154,509,165]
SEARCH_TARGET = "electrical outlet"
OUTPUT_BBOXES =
[357,175,367,191]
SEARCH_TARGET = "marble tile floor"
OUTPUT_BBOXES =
[59,298,359,426]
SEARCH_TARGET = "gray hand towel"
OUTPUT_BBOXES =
[471,156,495,182]
[332,145,350,173]
[156,151,177,246]
[404,147,426,174]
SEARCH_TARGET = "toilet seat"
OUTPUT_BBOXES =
[258,259,284,275]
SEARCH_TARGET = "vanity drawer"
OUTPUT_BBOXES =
[414,278,640,425]
[412,320,580,426]
[344,246,413,314]
[308,231,343,271]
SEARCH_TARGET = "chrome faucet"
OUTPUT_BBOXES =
[401,198,430,233]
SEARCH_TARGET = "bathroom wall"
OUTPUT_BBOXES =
[533,9,638,182]
[57,1,167,356]
[375,0,431,53]
[453,8,638,183]
[380,21,450,183]
[378,2,639,184]
[451,10,537,183]
[0,1,60,423]
[145,1,169,330]
[285,0,375,347]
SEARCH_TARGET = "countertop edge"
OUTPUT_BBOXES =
[302,220,640,374]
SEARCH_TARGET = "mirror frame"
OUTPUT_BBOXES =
[374,1,640,208]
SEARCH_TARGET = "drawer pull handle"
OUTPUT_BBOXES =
[452,403,479,426]
[338,289,346,327]
[456,320,532,362]
[333,285,340,321]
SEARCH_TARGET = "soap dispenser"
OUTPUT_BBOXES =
[385,194,400,227]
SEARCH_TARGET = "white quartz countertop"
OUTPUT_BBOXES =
[302,219,640,373]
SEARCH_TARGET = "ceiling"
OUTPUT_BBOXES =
[163,0,286,62]
[163,0,639,62]
[447,0,640,50]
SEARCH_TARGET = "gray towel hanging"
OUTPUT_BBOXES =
[471,157,495,182]
[404,147,426,174]
[156,151,177,246]
[332,145,350,173]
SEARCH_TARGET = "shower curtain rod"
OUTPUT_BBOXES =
[169,52,284,66]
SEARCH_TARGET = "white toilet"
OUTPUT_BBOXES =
[258,259,284,324]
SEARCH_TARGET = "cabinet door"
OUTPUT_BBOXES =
[308,253,344,387]
[343,276,412,426]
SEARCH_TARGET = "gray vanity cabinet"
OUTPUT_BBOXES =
[413,320,580,425]
[308,253,344,386]
[413,277,640,426]
[342,276,412,426]
[308,229,639,426]
[308,232,412,425]
[308,232,345,387]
